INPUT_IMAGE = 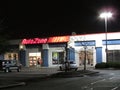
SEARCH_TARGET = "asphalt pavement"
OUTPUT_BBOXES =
[0,66,98,89]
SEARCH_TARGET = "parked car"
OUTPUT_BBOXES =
[0,60,22,72]
[59,60,78,71]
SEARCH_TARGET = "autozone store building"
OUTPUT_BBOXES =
[1,32,120,67]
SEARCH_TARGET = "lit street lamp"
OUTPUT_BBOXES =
[99,12,113,62]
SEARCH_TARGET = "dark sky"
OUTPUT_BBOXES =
[2,0,120,39]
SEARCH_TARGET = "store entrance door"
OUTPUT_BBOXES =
[29,52,41,67]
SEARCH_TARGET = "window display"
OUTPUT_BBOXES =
[79,50,93,66]
[29,52,41,67]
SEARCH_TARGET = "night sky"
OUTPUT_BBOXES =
[2,0,120,39]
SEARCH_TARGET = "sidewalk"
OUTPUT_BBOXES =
[0,66,98,89]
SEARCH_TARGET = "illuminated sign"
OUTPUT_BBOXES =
[48,36,69,43]
[21,38,48,44]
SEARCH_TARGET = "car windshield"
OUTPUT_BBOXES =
[70,61,75,64]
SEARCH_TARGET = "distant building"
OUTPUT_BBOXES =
[1,32,120,68]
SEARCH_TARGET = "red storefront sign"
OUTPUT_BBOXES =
[21,38,48,44]
[48,36,70,43]
[21,36,70,44]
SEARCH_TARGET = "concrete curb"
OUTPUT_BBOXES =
[82,71,99,75]
[48,70,99,78]
[0,82,26,89]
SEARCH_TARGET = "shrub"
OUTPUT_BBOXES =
[95,62,120,69]
[95,62,107,69]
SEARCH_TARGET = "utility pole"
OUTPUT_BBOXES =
[65,42,69,72]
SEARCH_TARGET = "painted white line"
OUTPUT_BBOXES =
[111,86,119,90]
[91,79,105,85]
[110,73,115,76]
[82,86,88,89]
[90,88,93,90]
[109,77,114,80]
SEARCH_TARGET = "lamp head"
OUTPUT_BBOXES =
[99,12,113,19]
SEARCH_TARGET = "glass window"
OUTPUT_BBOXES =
[52,52,64,64]
[108,50,120,62]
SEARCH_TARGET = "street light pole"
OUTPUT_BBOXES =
[84,46,87,70]
[99,12,113,62]
[105,17,108,62]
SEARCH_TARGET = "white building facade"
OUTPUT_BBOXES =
[68,32,120,67]
[1,32,120,68]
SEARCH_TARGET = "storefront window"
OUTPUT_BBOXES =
[108,50,120,62]
[52,52,64,64]
[29,52,41,67]
[79,50,93,66]
[4,53,18,60]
